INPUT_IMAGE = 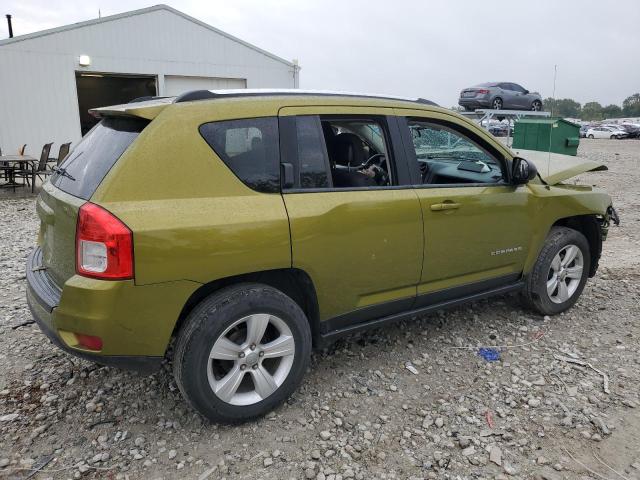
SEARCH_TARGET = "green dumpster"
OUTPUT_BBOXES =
[512,118,580,156]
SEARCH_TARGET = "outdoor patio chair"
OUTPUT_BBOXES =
[1,146,18,182]
[0,149,8,181]
[15,142,53,193]
[49,142,71,166]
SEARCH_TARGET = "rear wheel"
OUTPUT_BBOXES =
[173,283,312,423]
[522,227,590,316]
[531,100,542,111]
[588,134,595,139]
[492,97,503,110]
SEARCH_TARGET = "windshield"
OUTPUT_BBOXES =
[52,117,148,200]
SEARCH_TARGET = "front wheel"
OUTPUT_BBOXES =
[531,100,543,111]
[492,97,503,110]
[522,227,590,316]
[588,134,595,139]
[173,283,312,423]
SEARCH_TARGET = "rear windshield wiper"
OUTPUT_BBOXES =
[52,166,76,181]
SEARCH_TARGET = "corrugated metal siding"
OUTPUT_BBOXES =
[0,8,295,154]
[164,76,247,96]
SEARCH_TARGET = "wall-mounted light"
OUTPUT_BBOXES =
[78,55,91,67]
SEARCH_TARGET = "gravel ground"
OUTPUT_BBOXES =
[0,139,639,480]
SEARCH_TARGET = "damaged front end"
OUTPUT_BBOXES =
[509,148,608,185]
[599,205,621,241]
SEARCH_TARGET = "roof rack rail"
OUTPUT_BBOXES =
[173,89,439,107]
[173,91,219,102]
[128,95,171,104]
[415,98,437,106]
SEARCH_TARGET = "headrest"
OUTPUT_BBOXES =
[333,132,366,167]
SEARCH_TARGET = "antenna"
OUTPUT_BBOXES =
[547,64,558,178]
[98,9,101,18]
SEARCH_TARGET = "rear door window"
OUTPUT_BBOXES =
[280,113,407,190]
[52,117,148,200]
[199,117,280,193]
[295,116,331,189]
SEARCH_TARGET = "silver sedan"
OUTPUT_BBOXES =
[458,82,543,111]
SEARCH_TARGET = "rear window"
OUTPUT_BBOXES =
[52,117,147,200]
[199,117,280,193]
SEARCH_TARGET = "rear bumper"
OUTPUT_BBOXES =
[26,247,167,373]
[458,97,491,109]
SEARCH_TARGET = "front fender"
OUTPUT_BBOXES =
[523,183,612,275]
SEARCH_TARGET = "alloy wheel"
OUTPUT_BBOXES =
[492,99,502,109]
[546,244,584,304]
[207,313,295,406]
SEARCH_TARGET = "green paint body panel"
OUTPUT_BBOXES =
[414,184,532,293]
[54,277,199,356]
[28,95,613,364]
[283,188,423,320]
[512,118,581,156]
[36,182,84,286]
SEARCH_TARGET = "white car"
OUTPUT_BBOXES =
[586,126,628,139]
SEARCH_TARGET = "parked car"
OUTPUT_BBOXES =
[579,125,591,138]
[586,126,628,139]
[27,90,617,423]
[487,123,510,137]
[615,124,640,138]
[459,82,543,111]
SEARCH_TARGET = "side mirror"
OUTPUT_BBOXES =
[512,157,537,185]
[523,89,530,94]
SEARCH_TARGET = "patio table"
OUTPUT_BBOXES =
[0,155,37,189]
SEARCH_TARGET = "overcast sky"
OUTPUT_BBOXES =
[3,0,639,107]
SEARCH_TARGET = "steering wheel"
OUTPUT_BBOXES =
[362,153,386,169]
[358,153,389,185]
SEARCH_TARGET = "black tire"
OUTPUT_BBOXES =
[610,135,617,140]
[492,97,503,110]
[588,134,594,139]
[173,283,312,423]
[522,227,591,316]
[531,100,542,111]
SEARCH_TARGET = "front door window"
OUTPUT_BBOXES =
[408,121,505,185]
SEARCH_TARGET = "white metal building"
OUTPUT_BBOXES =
[0,5,299,155]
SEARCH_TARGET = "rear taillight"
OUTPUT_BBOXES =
[76,203,133,280]
[477,89,489,94]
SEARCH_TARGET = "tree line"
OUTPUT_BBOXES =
[544,93,640,120]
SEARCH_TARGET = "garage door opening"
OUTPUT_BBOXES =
[75,72,157,135]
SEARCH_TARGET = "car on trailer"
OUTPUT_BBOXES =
[459,82,543,111]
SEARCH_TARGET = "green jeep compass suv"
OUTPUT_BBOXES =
[26,90,618,422]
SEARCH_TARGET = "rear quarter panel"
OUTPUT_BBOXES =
[91,100,291,286]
